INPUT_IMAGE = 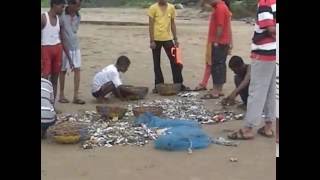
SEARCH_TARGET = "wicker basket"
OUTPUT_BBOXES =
[157,84,181,96]
[52,135,81,144]
[96,105,127,119]
[126,86,149,100]
[49,121,84,144]
[133,106,163,117]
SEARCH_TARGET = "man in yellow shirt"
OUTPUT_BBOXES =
[148,0,190,93]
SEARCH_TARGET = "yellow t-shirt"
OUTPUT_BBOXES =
[148,3,176,41]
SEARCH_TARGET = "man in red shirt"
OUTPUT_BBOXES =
[201,0,232,99]
[228,0,276,140]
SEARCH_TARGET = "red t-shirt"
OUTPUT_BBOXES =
[208,2,231,45]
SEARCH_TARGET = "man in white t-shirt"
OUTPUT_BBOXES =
[91,56,135,102]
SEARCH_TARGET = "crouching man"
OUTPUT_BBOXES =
[91,56,136,102]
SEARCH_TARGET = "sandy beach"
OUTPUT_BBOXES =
[41,8,276,180]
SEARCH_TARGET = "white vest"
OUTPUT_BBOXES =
[41,12,61,46]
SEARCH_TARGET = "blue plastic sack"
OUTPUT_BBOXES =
[135,112,199,128]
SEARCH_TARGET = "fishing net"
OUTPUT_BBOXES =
[135,113,212,151]
[154,126,212,151]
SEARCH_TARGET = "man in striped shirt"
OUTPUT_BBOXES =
[229,0,276,140]
[41,78,57,139]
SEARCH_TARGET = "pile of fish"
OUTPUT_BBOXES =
[126,94,244,124]
[208,111,244,124]
[82,121,159,149]
[56,111,159,149]
[54,95,244,149]
[57,111,100,124]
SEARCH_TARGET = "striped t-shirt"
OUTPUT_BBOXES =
[251,0,276,61]
[41,78,56,124]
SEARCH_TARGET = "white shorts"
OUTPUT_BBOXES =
[62,49,81,71]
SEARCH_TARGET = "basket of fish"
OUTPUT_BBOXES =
[157,83,181,96]
[133,106,163,117]
[49,122,83,144]
[125,86,149,100]
[96,105,127,120]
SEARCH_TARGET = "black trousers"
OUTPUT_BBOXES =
[211,44,229,85]
[234,75,249,105]
[152,40,183,86]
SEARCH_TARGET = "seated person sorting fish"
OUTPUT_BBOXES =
[222,56,250,108]
[91,56,136,102]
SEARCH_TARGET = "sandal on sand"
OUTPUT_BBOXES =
[73,98,86,105]
[58,98,70,103]
[193,85,207,91]
[201,93,220,99]
[257,127,274,138]
[228,129,254,140]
